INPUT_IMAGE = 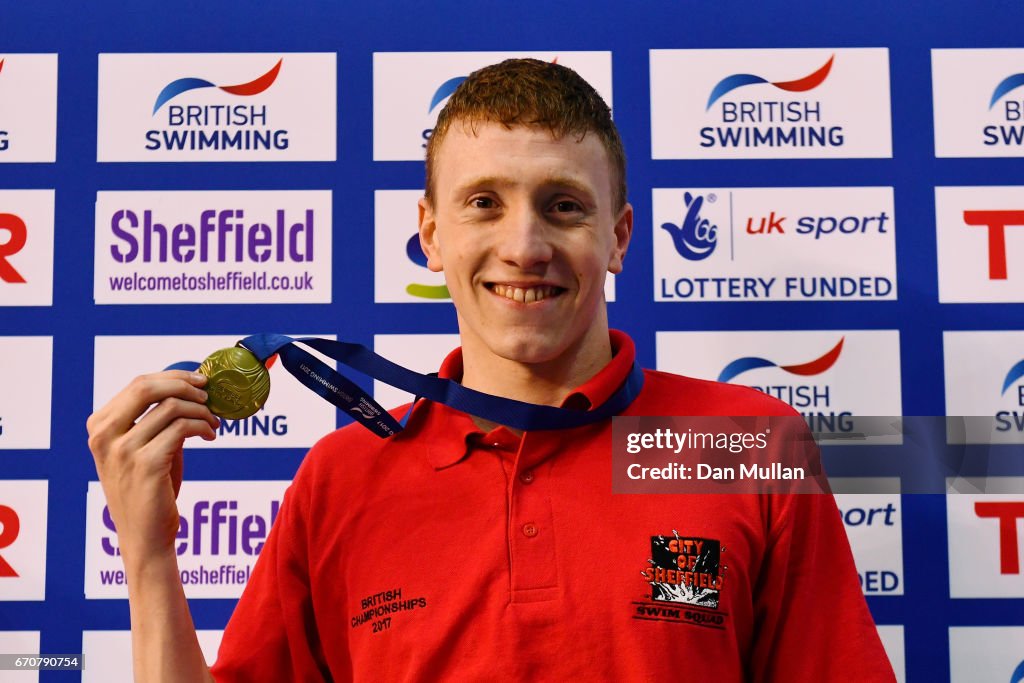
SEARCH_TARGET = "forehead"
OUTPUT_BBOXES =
[432,121,615,198]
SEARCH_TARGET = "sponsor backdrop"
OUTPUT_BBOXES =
[1,1,1022,680]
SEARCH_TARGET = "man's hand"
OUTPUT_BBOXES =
[87,370,220,682]
[86,370,219,566]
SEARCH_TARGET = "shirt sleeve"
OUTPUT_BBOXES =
[210,459,336,682]
[746,491,897,682]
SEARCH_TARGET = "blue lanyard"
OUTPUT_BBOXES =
[226,334,645,438]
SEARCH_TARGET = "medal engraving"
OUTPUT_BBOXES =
[198,346,271,420]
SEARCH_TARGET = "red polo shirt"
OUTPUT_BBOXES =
[212,331,894,682]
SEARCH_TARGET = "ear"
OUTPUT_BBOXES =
[417,196,444,272]
[607,202,633,274]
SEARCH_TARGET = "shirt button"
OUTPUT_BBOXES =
[522,523,538,538]
[519,470,535,484]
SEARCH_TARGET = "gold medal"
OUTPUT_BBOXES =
[198,345,271,420]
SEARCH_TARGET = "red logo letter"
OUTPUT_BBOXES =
[974,501,1024,574]
[0,505,20,577]
[962,210,1024,280]
[0,213,27,283]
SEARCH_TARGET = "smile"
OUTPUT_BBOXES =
[488,283,565,303]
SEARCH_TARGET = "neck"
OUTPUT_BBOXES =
[458,322,613,409]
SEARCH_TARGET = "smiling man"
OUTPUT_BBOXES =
[88,59,895,681]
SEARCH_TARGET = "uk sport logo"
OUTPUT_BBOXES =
[653,187,896,302]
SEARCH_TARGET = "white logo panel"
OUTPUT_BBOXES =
[373,334,460,409]
[835,486,904,595]
[85,481,287,599]
[0,54,57,163]
[0,632,40,682]
[0,190,54,307]
[374,190,615,303]
[82,629,222,681]
[876,625,905,683]
[0,337,52,449]
[650,48,892,159]
[656,330,903,420]
[653,187,896,301]
[946,478,1024,598]
[936,186,1024,303]
[373,52,612,161]
[0,481,48,601]
[944,331,1024,443]
[949,627,1024,682]
[97,53,336,161]
[933,49,1024,157]
[94,191,332,304]
[93,335,336,449]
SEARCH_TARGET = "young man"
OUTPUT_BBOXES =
[88,59,895,681]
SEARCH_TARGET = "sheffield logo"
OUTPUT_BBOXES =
[0,213,27,283]
[95,191,332,305]
[152,59,282,114]
[661,192,718,260]
[404,233,449,299]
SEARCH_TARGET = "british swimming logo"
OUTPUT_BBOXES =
[706,55,834,110]
[650,48,892,159]
[718,338,844,383]
[97,53,336,161]
[152,59,282,114]
[661,192,718,261]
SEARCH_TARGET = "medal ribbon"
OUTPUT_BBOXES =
[227,334,645,438]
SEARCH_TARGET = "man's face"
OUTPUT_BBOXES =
[418,121,632,369]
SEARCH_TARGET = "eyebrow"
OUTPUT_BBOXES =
[452,175,597,199]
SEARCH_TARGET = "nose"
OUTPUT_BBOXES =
[496,203,554,270]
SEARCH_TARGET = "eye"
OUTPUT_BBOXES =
[551,200,583,213]
[471,196,497,209]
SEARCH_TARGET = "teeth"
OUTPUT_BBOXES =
[492,284,556,303]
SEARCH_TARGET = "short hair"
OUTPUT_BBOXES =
[424,58,627,211]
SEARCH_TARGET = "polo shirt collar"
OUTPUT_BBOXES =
[406,330,636,469]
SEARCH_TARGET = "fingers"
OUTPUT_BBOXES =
[126,397,220,450]
[88,371,209,454]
